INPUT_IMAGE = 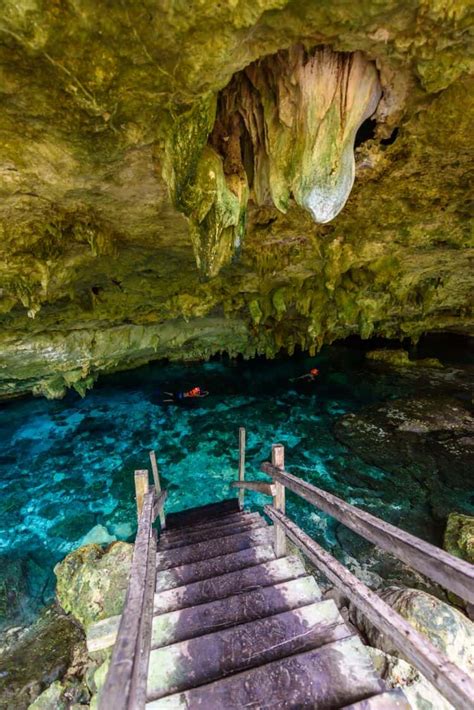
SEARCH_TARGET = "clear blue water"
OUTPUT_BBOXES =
[1,343,472,626]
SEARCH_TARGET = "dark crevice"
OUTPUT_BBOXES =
[354,117,377,148]
[381,127,399,145]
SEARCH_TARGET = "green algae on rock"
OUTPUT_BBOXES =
[366,349,444,369]
[54,542,133,629]
[444,513,474,565]
[0,1,473,398]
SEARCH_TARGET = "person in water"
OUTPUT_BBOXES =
[163,386,209,403]
[290,368,320,383]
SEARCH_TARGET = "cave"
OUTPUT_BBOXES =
[0,4,473,708]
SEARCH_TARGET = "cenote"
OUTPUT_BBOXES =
[1,336,473,628]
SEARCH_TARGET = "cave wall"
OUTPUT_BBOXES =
[0,0,473,398]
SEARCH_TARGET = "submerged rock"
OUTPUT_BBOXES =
[54,542,133,629]
[334,395,474,490]
[351,586,474,677]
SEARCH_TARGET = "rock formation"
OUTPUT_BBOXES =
[0,1,473,398]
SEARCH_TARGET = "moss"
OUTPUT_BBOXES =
[444,513,474,565]
[0,1,472,397]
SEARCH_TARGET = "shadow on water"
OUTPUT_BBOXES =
[0,335,472,627]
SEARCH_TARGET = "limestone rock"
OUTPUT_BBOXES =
[54,541,133,629]
[366,648,453,710]
[351,586,474,677]
[0,605,86,710]
[28,681,67,710]
[366,349,443,369]
[444,513,474,564]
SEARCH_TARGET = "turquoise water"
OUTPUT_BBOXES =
[1,343,472,626]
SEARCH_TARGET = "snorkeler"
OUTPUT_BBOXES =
[163,386,209,403]
[290,368,320,383]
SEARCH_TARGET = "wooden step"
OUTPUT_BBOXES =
[158,515,266,550]
[155,544,276,592]
[341,689,410,709]
[161,511,256,539]
[165,498,240,530]
[154,555,307,614]
[146,599,351,700]
[155,527,273,571]
[146,635,386,709]
[151,576,321,648]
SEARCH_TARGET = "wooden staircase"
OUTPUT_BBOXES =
[94,440,474,710]
[146,499,395,708]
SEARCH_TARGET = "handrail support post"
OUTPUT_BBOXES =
[150,450,166,529]
[134,470,149,521]
[271,443,286,557]
[238,427,246,510]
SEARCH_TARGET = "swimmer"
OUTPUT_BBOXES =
[290,368,320,383]
[163,386,209,403]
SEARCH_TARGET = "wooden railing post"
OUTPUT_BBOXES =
[271,443,286,557]
[238,427,246,510]
[134,470,149,520]
[149,450,166,530]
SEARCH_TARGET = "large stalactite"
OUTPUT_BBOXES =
[180,46,382,278]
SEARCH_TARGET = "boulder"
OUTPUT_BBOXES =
[444,513,474,564]
[351,586,474,677]
[54,541,133,629]
[334,395,474,491]
[0,605,86,710]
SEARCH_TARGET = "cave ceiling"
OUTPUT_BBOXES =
[0,0,473,398]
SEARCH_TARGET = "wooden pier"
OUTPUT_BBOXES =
[91,433,474,709]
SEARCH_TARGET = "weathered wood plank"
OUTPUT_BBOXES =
[153,555,307,614]
[165,499,240,530]
[155,544,276,593]
[134,469,149,520]
[155,526,272,571]
[161,511,254,539]
[151,576,320,648]
[149,450,166,530]
[158,516,266,551]
[147,600,352,700]
[131,529,157,708]
[341,688,411,709]
[265,505,474,710]
[146,635,385,709]
[231,480,276,496]
[152,490,167,524]
[99,489,154,710]
[271,445,286,557]
[261,461,474,604]
[238,426,245,509]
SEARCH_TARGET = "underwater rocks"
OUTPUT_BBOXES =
[0,605,86,710]
[54,542,133,629]
[334,395,474,490]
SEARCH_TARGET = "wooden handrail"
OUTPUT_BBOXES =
[231,480,276,496]
[100,488,155,710]
[261,461,474,604]
[265,505,474,710]
[153,490,167,523]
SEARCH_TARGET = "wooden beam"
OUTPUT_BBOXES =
[153,490,168,522]
[100,489,154,710]
[238,427,246,510]
[261,462,474,605]
[231,481,276,496]
[264,505,474,710]
[149,451,166,530]
[271,444,286,557]
[134,469,149,520]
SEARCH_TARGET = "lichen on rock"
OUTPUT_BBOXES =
[54,541,133,629]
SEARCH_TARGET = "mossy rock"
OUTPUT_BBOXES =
[0,606,86,710]
[444,513,474,564]
[366,349,443,369]
[54,541,133,629]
